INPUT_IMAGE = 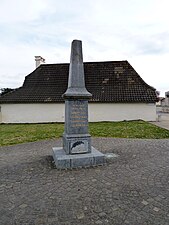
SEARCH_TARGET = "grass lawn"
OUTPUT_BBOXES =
[0,120,169,146]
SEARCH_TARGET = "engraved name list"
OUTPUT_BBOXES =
[70,100,88,128]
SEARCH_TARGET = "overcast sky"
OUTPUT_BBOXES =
[0,0,168,96]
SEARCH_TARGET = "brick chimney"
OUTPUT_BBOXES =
[35,56,45,68]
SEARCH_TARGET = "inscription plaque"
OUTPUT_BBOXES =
[64,100,88,135]
[70,101,88,128]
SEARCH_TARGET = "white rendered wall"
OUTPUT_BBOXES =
[0,103,65,123]
[88,103,156,122]
[0,103,156,123]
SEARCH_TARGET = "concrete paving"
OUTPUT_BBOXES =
[151,113,169,130]
[1,137,169,225]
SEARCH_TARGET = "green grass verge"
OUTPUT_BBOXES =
[0,121,169,146]
[90,121,169,139]
[0,123,64,147]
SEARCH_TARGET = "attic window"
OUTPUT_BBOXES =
[102,78,109,84]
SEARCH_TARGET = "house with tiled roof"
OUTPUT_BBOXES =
[0,59,158,123]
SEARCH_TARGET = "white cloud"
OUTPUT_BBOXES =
[0,0,50,23]
[0,0,169,96]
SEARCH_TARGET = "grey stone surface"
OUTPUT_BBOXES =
[63,100,91,155]
[61,40,92,157]
[52,147,105,169]
[1,137,169,225]
[63,40,92,99]
[64,100,89,135]
[63,133,91,154]
[52,147,71,169]
[71,155,93,168]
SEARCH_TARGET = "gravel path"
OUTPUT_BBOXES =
[0,137,169,225]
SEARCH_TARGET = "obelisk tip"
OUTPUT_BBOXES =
[72,39,82,43]
[63,39,92,99]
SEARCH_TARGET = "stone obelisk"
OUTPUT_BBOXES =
[62,40,92,155]
[52,40,105,169]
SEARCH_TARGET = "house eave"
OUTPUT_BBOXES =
[0,100,157,104]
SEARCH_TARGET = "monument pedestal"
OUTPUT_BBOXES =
[52,146,105,169]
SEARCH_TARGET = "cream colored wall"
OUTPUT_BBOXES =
[88,103,156,122]
[0,103,65,123]
[0,102,156,123]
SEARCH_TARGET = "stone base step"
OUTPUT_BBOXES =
[52,147,105,169]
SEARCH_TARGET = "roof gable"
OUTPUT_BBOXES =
[0,61,158,103]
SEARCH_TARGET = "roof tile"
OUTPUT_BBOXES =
[0,61,158,103]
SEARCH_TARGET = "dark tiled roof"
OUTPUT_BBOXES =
[0,61,158,103]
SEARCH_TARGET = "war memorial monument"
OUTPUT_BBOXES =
[52,40,105,169]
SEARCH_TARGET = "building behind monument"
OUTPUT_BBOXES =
[0,58,158,123]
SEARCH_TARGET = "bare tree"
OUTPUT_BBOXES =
[0,88,15,96]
